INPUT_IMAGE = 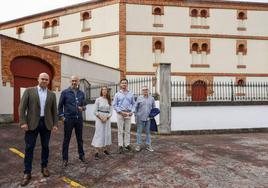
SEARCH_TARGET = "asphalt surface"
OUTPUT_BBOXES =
[0,123,268,188]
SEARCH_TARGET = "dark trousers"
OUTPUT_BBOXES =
[62,118,85,161]
[24,118,51,174]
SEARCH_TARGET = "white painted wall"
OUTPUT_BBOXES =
[171,105,268,131]
[61,54,120,88]
[0,4,119,45]
[126,4,268,36]
[0,85,13,114]
[59,35,119,68]
[85,101,159,124]
[127,35,268,73]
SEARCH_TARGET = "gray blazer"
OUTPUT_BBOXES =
[19,87,58,130]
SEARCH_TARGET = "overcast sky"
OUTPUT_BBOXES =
[0,0,268,22]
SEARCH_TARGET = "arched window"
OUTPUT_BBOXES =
[17,27,23,34]
[82,12,90,20]
[16,27,24,39]
[192,43,199,52]
[155,41,162,50]
[201,43,208,52]
[82,11,91,30]
[191,9,198,17]
[238,12,246,20]
[152,6,163,27]
[51,19,58,36]
[43,21,50,37]
[153,7,162,15]
[82,45,90,58]
[200,9,208,26]
[237,79,245,86]
[238,44,245,54]
[200,10,208,18]
[237,10,247,30]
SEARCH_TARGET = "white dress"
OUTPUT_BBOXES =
[91,97,113,147]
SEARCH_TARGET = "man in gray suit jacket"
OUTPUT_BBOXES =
[19,72,58,187]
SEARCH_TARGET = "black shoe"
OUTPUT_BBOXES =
[20,174,31,187]
[118,146,124,154]
[104,150,110,155]
[79,156,88,164]
[62,160,68,168]
[95,153,100,160]
[125,145,131,151]
[41,167,50,177]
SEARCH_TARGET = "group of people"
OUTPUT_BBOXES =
[19,73,156,186]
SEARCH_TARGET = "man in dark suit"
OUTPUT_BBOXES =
[19,72,58,187]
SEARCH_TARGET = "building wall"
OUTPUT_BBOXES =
[171,105,268,131]
[126,36,268,74]
[0,4,119,45]
[61,54,120,87]
[126,4,268,36]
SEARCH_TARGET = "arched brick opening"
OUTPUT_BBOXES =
[192,80,207,101]
[10,56,54,122]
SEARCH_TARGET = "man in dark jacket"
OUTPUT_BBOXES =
[19,72,58,186]
[58,75,87,167]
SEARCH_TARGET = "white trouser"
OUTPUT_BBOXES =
[116,113,132,147]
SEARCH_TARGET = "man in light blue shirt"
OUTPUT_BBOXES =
[135,86,156,152]
[113,79,135,153]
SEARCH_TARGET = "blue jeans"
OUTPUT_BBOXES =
[136,120,151,145]
[24,118,51,174]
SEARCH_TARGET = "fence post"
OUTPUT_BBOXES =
[156,63,171,134]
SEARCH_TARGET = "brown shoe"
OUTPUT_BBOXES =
[20,174,31,187]
[41,167,50,177]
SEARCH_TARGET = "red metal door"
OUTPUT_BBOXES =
[10,56,53,122]
[192,80,207,101]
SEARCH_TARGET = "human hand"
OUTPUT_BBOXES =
[21,124,28,131]
[52,126,58,132]
[78,106,83,112]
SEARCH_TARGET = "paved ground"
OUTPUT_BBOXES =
[0,123,268,188]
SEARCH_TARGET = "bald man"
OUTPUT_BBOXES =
[19,73,58,186]
[58,75,87,167]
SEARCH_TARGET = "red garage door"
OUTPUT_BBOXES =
[10,56,53,122]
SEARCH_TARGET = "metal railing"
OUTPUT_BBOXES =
[171,81,268,102]
[87,77,156,100]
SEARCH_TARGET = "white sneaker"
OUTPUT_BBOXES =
[146,145,154,152]
[135,145,141,152]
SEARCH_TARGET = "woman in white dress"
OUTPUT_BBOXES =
[92,86,113,160]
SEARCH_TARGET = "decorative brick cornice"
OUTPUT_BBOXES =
[127,31,268,41]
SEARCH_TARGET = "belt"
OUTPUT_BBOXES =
[40,116,45,120]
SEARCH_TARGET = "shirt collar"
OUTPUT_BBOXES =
[37,85,47,92]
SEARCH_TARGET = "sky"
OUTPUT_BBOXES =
[0,0,268,23]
